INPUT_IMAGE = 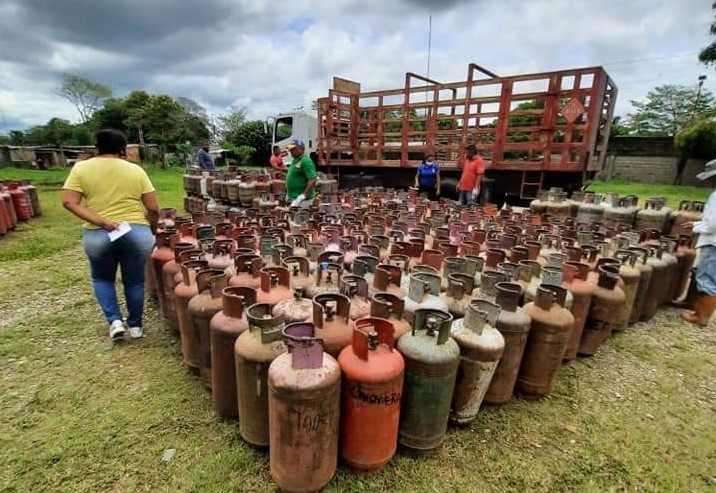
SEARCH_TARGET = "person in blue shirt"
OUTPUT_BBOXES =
[414,154,441,200]
[196,140,215,171]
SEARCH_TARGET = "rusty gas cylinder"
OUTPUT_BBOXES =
[7,182,32,221]
[517,285,574,398]
[440,273,476,318]
[475,271,507,304]
[256,267,292,305]
[483,283,532,405]
[188,270,228,388]
[369,292,412,339]
[338,318,404,472]
[578,266,625,356]
[397,308,458,454]
[403,272,449,324]
[207,239,237,270]
[440,256,468,292]
[228,254,263,289]
[175,260,210,371]
[561,262,595,362]
[210,286,256,418]
[162,245,202,334]
[282,255,314,292]
[234,303,287,447]
[151,231,179,317]
[659,239,679,304]
[341,274,371,320]
[272,288,313,323]
[313,293,354,358]
[268,323,341,493]
[450,300,504,424]
[612,250,640,331]
[306,261,343,298]
[370,264,406,298]
[639,245,668,322]
[672,235,697,302]
[627,246,653,324]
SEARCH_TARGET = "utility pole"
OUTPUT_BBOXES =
[691,75,707,121]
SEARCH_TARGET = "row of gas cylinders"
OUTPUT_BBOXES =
[182,168,339,214]
[146,200,695,492]
[531,188,703,236]
[0,180,42,238]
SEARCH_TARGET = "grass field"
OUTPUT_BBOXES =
[0,167,715,493]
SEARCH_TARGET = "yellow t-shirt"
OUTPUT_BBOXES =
[63,157,156,229]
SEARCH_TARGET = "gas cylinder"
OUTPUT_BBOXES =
[338,318,404,472]
[207,239,236,270]
[234,303,287,447]
[162,244,201,334]
[210,286,256,419]
[397,309,458,454]
[368,292,412,339]
[256,267,292,305]
[403,272,449,324]
[440,256,468,292]
[627,246,653,324]
[475,271,507,303]
[306,262,343,298]
[19,180,40,217]
[341,274,371,320]
[7,182,32,221]
[672,235,697,302]
[450,300,504,424]
[516,260,541,298]
[524,265,574,309]
[612,250,640,331]
[635,198,669,233]
[578,266,625,356]
[370,264,406,298]
[517,285,574,398]
[561,262,595,362]
[352,254,380,288]
[270,243,294,268]
[659,239,679,304]
[282,255,314,292]
[268,323,340,493]
[530,189,549,214]
[175,260,209,371]
[576,192,603,225]
[440,273,476,318]
[228,254,263,289]
[670,200,704,236]
[151,231,179,317]
[483,283,531,405]
[272,289,314,323]
[313,293,354,358]
[545,190,571,221]
[188,270,228,388]
[639,245,669,322]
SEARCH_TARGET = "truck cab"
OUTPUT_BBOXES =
[270,111,318,166]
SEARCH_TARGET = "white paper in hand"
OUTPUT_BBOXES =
[108,222,132,242]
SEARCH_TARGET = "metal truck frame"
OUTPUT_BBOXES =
[312,63,617,203]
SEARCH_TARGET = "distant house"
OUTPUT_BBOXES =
[0,144,155,168]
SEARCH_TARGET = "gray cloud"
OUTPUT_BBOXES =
[0,0,714,131]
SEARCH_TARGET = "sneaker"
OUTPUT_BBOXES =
[109,320,126,339]
[129,326,144,339]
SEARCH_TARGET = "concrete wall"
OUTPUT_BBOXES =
[601,137,709,187]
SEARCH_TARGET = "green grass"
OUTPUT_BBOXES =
[588,180,710,209]
[0,170,715,492]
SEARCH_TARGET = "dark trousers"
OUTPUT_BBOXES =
[418,185,438,201]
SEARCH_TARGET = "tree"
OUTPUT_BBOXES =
[223,120,271,166]
[8,130,26,145]
[45,118,74,165]
[624,85,716,136]
[609,116,630,139]
[216,106,247,141]
[700,1,716,66]
[56,73,112,123]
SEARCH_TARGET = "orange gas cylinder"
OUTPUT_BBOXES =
[151,231,179,318]
[368,292,412,339]
[338,318,404,472]
[162,245,201,335]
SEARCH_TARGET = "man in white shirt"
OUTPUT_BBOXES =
[681,159,716,326]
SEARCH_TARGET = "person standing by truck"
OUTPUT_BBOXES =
[269,145,285,170]
[457,144,485,205]
[414,154,441,201]
[680,160,716,327]
[285,139,316,208]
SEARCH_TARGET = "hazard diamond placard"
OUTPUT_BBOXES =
[560,98,586,123]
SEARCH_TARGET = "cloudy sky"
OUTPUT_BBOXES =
[0,0,714,131]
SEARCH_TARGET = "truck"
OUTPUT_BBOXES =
[269,62,617,204]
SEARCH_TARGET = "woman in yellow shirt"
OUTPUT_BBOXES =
[62,129,160,340]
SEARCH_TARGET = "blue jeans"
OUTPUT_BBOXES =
[459,191,475,206]
[695,245,716,296]
[83,225,155,327]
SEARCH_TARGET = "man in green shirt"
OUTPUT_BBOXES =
[285,139,317,208]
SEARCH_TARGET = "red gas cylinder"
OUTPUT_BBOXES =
[7,182,32,221]
[151,232,179,318]
[0,186,17,230]
[313,292,354,358]
[228,254,263,289]
[175,260,210,372]
[0,194,7,236]
[256,267,292,305]
[368,292,412,339]
[162,245,201,335]
[18,181,37,217]
[268,323,341,493]
[210,286,256,419]
[338,317,404,472]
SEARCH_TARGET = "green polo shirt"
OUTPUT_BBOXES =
[286,154,317,200]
